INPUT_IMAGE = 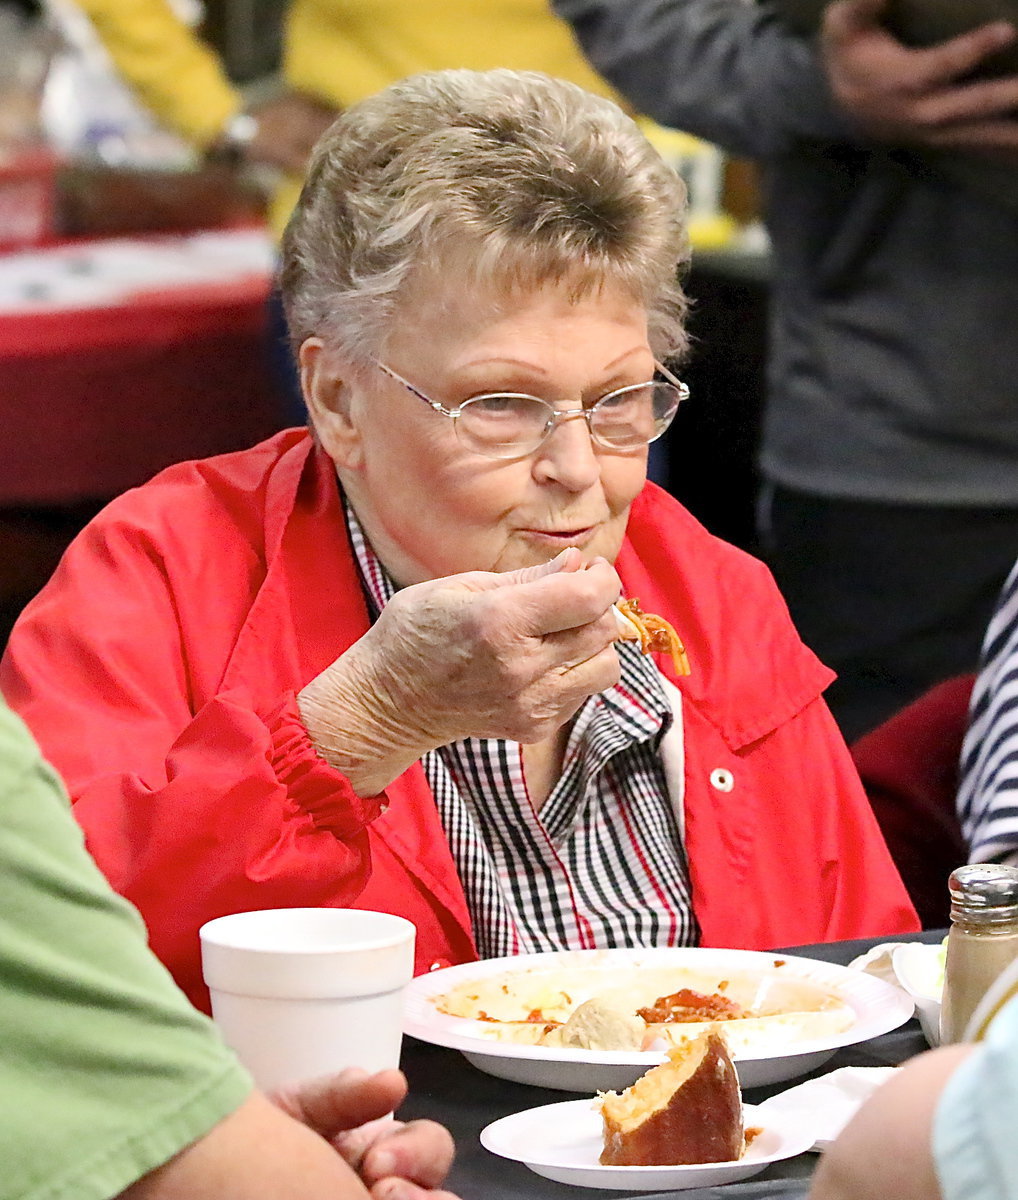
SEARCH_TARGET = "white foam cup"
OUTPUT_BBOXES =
[199,907,416,1092]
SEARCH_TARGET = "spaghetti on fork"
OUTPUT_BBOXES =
[614,598,691,676]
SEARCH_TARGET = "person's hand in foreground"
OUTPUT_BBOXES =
[298,546,624,795]
[821,0,1018,158]
[121,1066,459,1199]
[272,1067,457,1198]
[807,1043,971,1200]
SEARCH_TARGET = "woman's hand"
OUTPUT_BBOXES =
[297,547,623,794]
[270,1067,459,1199]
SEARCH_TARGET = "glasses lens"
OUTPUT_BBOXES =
[591,382,683,448]
[457,394,553,458]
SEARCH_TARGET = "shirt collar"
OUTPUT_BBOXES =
[344,501,397,617]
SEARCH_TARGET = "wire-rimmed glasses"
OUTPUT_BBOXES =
[373,358,688,460]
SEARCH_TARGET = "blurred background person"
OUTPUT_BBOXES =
[0,693,457,1200]
[48,0,625,233]
[554,0,1018,743]
[41,0,634,425]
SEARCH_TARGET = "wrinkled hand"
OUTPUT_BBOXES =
[821,0,1018,157]
[245,90,339,174]
[298,547,623,794]
[271,1067,459,1200]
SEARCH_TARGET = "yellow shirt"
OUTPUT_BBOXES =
[73,0,624,231]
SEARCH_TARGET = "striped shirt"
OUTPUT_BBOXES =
[959,560,1018,866]
[344,502,698,958]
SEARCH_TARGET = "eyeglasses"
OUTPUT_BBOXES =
[373,358,688,460]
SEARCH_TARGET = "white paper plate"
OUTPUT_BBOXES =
[480,1099,816,1190]
[404,947,914,1091]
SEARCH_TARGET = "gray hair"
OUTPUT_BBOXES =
[280,68,690,364]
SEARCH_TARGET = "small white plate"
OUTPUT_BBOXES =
[405,947,915,1092]
[480,1099,816,1190]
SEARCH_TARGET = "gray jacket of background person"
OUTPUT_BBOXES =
[554,0,1018,506]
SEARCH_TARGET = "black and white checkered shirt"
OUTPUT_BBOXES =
[345,503,698,957]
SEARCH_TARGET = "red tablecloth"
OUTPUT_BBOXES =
[0,250,284,506]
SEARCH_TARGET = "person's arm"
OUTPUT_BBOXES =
[121,1072,458,1200]
[808,1044,970,1200]
[0,696,457,1200]
[119,1093,415,1200]
[820,0,1018,158]
[0,507,382,1011]
[812,982,1018,1199]
[66,0,336,168]
[72,0,240,146]
[551,0,856,156]
[957,560,1018,865]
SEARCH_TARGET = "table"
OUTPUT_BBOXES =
[398,931,943,1200]
[0,229,287,646]
[0,228,284,506]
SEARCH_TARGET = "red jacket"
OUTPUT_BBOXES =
[2,432,918,1011]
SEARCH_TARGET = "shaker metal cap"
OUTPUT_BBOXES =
[949,863,1018,923]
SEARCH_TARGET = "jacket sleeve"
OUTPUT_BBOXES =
[551,0,856,157]
[70,0,240,144]
[0,519,379,1013]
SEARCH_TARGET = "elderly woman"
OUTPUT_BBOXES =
[1,70,916,1012]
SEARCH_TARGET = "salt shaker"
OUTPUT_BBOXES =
[940,863,1018,1044]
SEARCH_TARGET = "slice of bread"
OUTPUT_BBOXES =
[598,1029,743,1166]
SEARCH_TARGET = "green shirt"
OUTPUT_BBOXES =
[0,701,252,1200]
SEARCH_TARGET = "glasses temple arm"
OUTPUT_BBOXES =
[653,359,690,403]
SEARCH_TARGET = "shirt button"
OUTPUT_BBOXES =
[378,800,389,813]
[710,768,735,793]
[429,958,452,972]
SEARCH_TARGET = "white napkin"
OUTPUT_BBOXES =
[755,1066,899,1150]
[847,942,912,986]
